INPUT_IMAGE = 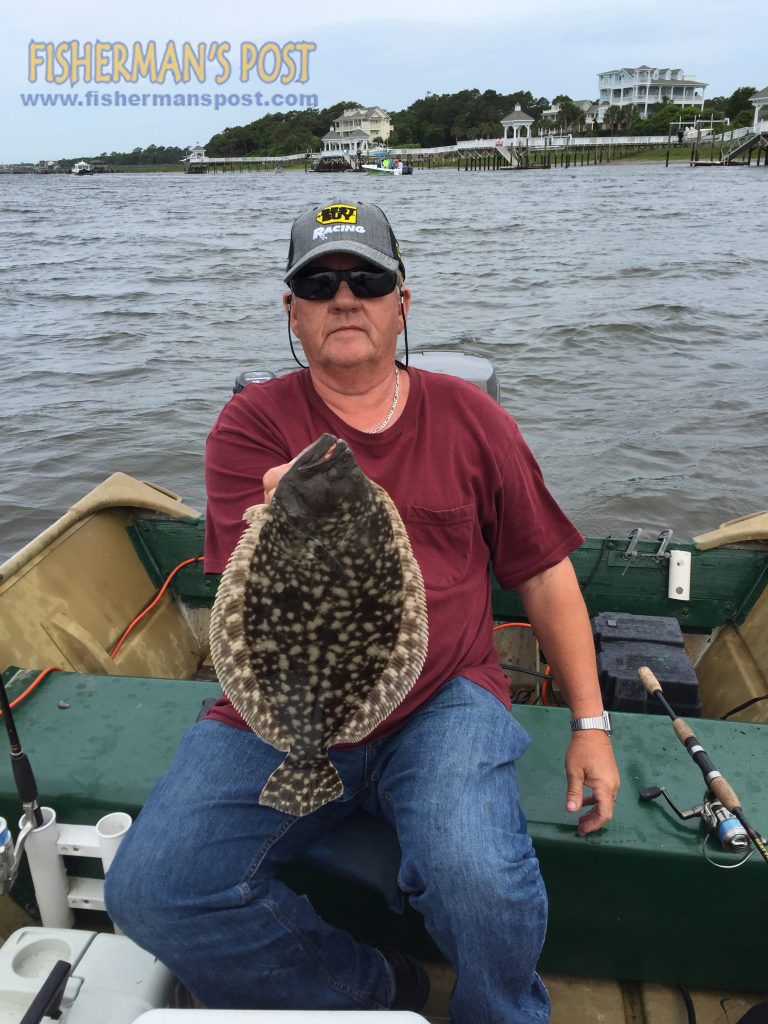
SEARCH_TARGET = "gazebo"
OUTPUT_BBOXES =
[500,104,534,141]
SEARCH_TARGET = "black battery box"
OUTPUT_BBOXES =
[591,612,701,717]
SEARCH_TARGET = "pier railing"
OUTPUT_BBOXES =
[183,152,307,167]
[715,121,768,143]
[450,135,670,151]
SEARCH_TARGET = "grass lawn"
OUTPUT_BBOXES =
[616,145,721,163]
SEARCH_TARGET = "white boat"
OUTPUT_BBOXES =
[70,161,95,176]
[362,162,412,176]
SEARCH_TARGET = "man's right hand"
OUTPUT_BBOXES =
[263,460,296,504]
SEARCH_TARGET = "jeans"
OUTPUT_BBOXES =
[105,676,550,1023]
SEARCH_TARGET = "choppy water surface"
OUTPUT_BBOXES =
[1,165,767,560]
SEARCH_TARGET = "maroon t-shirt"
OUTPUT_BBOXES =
[203,367,583,743]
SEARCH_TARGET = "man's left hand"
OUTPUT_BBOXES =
[564,732,620,837]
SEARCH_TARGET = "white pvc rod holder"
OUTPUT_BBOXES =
[21,806,74,929]
[96,811,132,873]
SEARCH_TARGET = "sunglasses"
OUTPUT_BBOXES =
[291,265,398,301]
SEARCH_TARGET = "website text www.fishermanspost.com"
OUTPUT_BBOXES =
[19,90,319,111]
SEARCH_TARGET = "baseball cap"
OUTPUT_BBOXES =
[284,201,405,283]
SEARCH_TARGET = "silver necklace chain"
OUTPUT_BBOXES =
[365,367,400,434]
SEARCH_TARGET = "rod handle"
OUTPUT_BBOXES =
[637,666,662,695]
[709,777,742,815]
[637,668,746,820]
[672,718,695,743]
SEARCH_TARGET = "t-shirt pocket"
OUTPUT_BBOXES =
[405,504,475,591]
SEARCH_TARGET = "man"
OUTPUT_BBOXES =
[106,200,619,1023]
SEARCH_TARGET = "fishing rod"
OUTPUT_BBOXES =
[638,666,768,865]
[0,667,44,895]
[0,669,76,1022]
[0,667,43,828]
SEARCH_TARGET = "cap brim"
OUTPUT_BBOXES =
[284,241,401,284]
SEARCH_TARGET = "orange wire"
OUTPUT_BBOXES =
[110,556,204,659]
[493,622,554,706]
[1,557,204,715]
[0,666,59,717]
[540,665,553,706]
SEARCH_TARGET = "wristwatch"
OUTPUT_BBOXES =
[570,711,612,734]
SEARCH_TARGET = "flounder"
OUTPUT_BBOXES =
[209,434,429,816]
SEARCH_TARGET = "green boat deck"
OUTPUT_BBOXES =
[1,668,765,992]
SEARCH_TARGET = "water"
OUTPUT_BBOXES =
[2,165,767,561]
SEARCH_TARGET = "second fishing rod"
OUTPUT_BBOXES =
[637,665,768,865]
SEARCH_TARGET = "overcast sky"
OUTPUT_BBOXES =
[3,0,766,163]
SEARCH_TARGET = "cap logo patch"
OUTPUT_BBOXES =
[316,204,357,225]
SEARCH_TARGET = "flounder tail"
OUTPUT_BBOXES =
[259,754,344,817]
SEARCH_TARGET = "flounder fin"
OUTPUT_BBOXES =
[243,503,269,527]
[259,754,344,817]
[209,503,289,753]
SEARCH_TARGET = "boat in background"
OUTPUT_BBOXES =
[70,161,95,176]
[362,156,413,176]
[0,353,766,1022]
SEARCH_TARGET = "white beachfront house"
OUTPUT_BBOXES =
[321,106,393,155]
[500,105,535,141]
[752,87,768,128]
[541,100,599,131]
[598,67,707,121]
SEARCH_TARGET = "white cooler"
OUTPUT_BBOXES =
[0,927,179,1024]
[135,1014,428,1022]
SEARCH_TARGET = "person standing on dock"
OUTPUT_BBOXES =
[106,200,620,1024]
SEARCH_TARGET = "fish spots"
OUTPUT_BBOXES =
[209,434,428,816]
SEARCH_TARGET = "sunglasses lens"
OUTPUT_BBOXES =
[292,267,398,301]
[347,269,398,298]
[291,270,337,301]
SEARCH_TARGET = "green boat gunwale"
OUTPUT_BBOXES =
[129,515,768,630]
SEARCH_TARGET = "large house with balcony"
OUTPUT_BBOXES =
[598,67,707,121]
[321,106,393,155]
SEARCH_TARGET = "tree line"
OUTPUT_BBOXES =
[205,90,550,156]
[205,85,759,155]
[61,143,189,167]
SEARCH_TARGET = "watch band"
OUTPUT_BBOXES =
[570,711,612,734]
